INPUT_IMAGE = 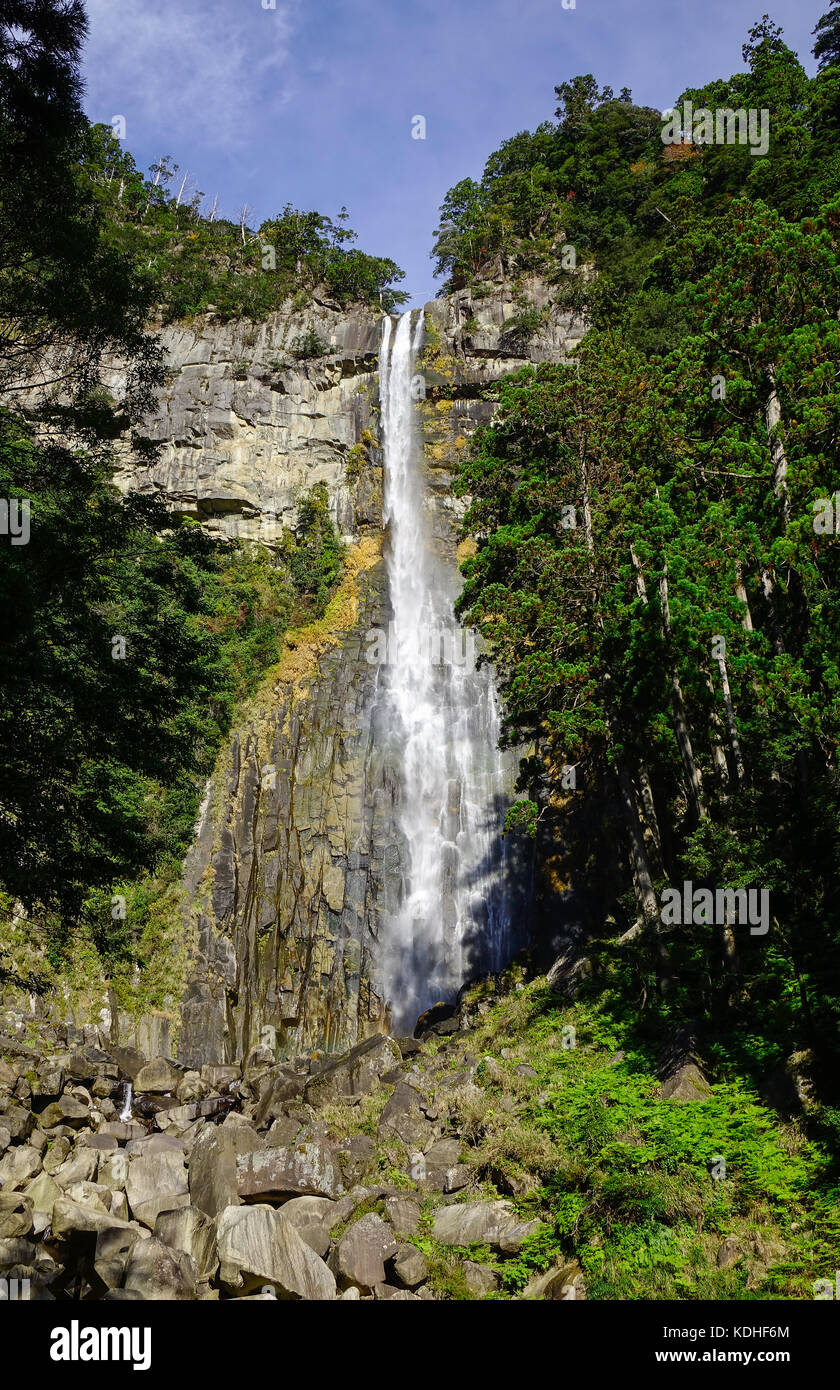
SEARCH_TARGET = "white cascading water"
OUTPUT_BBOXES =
[118,1081,133,1122]
[378,309,516,1031]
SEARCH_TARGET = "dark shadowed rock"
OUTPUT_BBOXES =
[546,948,593,999]
[110,1047,146,1082]
[253,1067,307,1127]
[93,1225,145,1290]
[413,1002,456,1039]
[304,1035,401,1109]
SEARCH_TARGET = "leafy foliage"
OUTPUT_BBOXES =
[0,412,343,939]
[85,133,409,323]
[453,16,840,1120]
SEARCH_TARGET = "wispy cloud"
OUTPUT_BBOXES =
[82,0,299,152]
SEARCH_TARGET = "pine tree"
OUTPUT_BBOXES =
[813,3,840,69]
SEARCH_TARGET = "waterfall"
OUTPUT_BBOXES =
[378,309,516,1031]
[118,1080,133,1123]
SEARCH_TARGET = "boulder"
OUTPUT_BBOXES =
[176,1071,208,1104]
[221,1116,263,1156]
[304,1035,401,1109]
[546,948,593,999]
[378,1082,434,1148]
[391,1243,428,1288]
[51,1196,137,1245]
[279,1194,336,1227]
[423,1137,461,1169]
[29,1065,65,1101]
[384,1195,421,1237]
[97,1120,146,1143]
[155,1102,199,1135]
[432,1200,520,1249]
[0,1103,33,1141]
[93,1225,145,1291]
[443,1165,470,1193]
[96,1152,128,1193]
[464,1260,499,1296]
[22,1171,61,1233]
[43,1136,72,1174]
[64,1182,112,1215]
[200,1065,240,1089]
[110,1046,146,1081]
[236,1143,344,1202]
[0,1144,41,1189]
[498,1218,545,1254]
[0,1193,33,1239]
[123,1236,197,1300]
[133,1058,181,1094]
[252,1067,307,1127]
[189,1125,239,1218]
[275,1195,335,1258]
[109,1190,130,1222]
[216,1204,335,1300]
[38,1093,90,1130]
[52,1147,99,1189]
[125,1134,185,1156]
[0,1237,39,1271]
[78,1133,118,1152]
[155,1207,218,1279]
[660,1063,711,1102]
[265,1116,302,1148]
[332,1212,398,1292]
[335,1133,377,1185]
[126,1151,189,1229]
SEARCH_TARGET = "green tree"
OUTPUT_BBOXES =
[813,3,840,69]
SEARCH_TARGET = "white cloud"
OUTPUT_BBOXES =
[82,0,298,152]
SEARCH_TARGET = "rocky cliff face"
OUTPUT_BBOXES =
[112,302,384,545]
[109,280,585,1065]
[177,540,400,1067]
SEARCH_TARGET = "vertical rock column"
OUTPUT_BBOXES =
[178,552,405,1066]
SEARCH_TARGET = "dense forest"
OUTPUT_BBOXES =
[443,14,840,1151]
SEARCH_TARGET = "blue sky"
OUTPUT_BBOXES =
[81,0,822,307]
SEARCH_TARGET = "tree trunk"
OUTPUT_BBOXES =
[631,545,706,821]
[716,648,745,781]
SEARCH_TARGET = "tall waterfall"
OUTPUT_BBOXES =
[378,309,517,1031]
